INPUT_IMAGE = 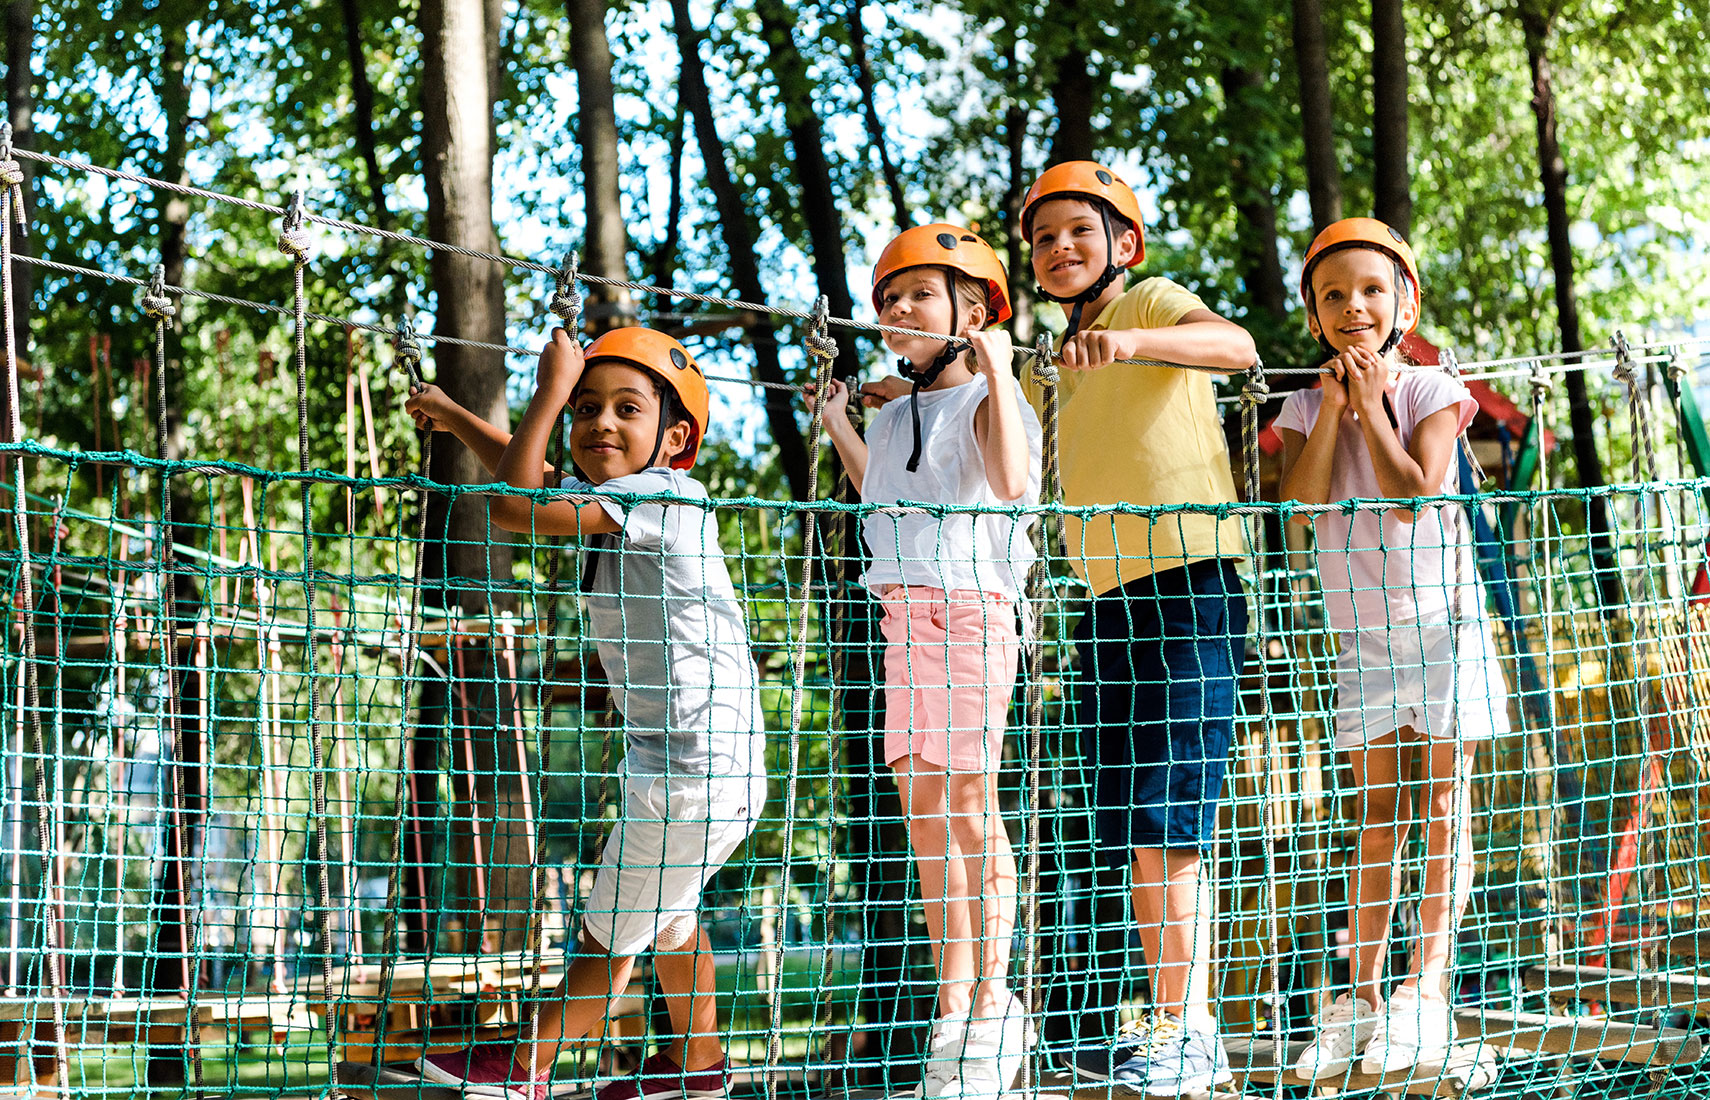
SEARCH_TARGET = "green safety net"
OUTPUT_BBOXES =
[3,431,1710,1100]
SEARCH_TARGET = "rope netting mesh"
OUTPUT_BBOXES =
[2,145,1710,1100]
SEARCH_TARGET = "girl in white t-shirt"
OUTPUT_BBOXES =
[1276,219,1509,1079]
[819,225,1041,1100]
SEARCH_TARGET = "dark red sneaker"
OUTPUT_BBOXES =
[416,1042,551,1100]
[594,1053,731,1100]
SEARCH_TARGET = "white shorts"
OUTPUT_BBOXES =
[582,769,765,956]
[1333,619,1512,749]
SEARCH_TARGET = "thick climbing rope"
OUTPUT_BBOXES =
[0,121,73,1097]
[370,314,434,1069]
[522,252,582,1087]
[139,261,208,1096]
[1523,357,1566,952]
[1612,332,1673,1014]
[1018,330,1062,1096]
[277,192,344,1099]
[1237,360,1284,1094]
[763,296,839,1100]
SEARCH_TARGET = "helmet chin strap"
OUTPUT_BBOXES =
[1035,205,1123,340]
[898,271,968,473]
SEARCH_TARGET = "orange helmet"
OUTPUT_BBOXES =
[1299,217,1421,339]
[582,327,710,469]
[871,224,1012,325]
[1020,161,1146,267]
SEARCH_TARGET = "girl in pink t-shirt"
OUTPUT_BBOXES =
[1276,219,1510,1079]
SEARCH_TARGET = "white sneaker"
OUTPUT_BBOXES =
[1292,993,1381,1079]
[951,992,1036,1100]
[913,1013,969,1099]
[1360,986,1455,1074]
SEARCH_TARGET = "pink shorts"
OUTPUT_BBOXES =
[879,587,1020,771]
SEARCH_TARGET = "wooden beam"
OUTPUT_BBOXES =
[1525,965,1710,1013]
[1456,1007,1701,1066]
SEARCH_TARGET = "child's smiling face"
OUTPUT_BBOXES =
[1307,248,1417,356]
[569,361,691,484]
[1028,198,1140,298]
[875,267,980,365]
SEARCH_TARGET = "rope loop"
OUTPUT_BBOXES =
[1442,346,1462,378]
[1529,358,1550,402]
[1030,332,1058,386]
[1612,330,1638,388]
[804,294,838,364]
[392,316,425,385]
[549,251,583,329]
[141,264,176,321]
[1668,346,1686,386]
[1240,357,1269,407]
[276,188,311,262]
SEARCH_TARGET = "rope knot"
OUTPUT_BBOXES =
[276,189,311,262]
[1528,359,1550,401]
[141,264,176,321]
[392,316,424,383]
[1240,357,1269,407]
[1611,331,1638,387]
[549,252,582,328]
[0,160,22,187]
[1030,334,1058,387]
[804,295,838,362]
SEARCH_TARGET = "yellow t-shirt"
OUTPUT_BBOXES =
[1023,277,1248,596]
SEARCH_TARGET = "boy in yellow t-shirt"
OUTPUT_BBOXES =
[1022,161,1254,1097]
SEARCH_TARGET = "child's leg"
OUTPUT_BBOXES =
[514,930,638,1074]
[653,918,725,1070]
[1348,735,1410,1010]
[1403,738,1478,999]
[944,769,1016,1019]
[894,756,976,1017]
[1128,848,1215,1029]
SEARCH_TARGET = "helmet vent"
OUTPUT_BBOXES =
[1095,169,1114,185]
[669,348,689,371]
[935,232,958,249]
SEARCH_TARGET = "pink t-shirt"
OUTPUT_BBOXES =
[1275,370,1480,632]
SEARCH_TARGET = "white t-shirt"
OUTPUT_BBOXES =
[562,467,764,779]
[860,373,1043,598]
[1274,371,1480,632]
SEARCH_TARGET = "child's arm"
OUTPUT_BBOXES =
[1060,309,1256,373]
[489,329,621,537]
[1343,346,1460,521]
[817,378,869,496]
[405,384,514,474]
[406,383,558,480]
[1277,361,1349,525]
[969,329,1030,501]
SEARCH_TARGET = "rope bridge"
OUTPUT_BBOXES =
[3,134,1710,1100]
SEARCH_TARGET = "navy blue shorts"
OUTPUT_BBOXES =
[1073,559,1248,860]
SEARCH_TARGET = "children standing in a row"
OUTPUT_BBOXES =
[1277,219,1505,1078]
[820,225,1043,1100]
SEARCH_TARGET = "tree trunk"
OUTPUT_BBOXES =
[669,0,811,499]
[1292,0,1343,232]
[754,0,861,385]
[1046,5,1095,165]
[848,1,910,229]
[1521,3,1620,612]
[420,0,530,950]
[1002,39,1033,345]
[1370,0,1411,236]
[1221,65,1288,326]
[339,0,390,230]
[4,0,31,405]
[649,103,686,290]
[145,7,206,1087]
[569,0,636,334]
